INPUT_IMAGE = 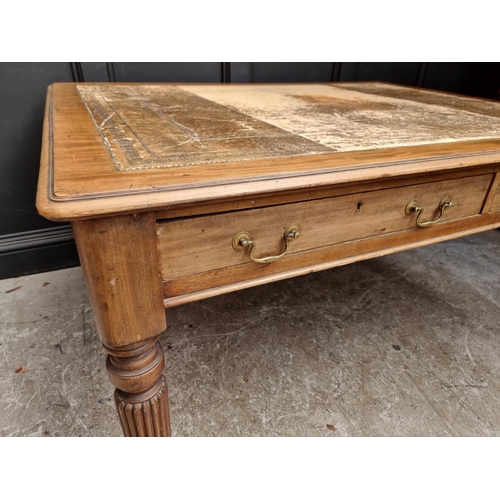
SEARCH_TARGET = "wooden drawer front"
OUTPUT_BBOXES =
[158,174,491,282]
[490,183,500,212]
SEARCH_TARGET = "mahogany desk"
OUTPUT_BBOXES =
[36,82,500,436]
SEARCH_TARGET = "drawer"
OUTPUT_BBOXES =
[157,174,492,290]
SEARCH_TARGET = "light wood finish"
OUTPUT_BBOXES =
[71,213,170,435]
[154,164,500,221]
[105,337,171,437]
[163,212,500,304]
[158,174,492,282]
[486,173,500,212]
[36,82,500,436]
[37,83,500,221]
[71,213,166,347]
[163,217,500,308]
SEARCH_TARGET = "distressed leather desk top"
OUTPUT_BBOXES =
[37,82,500,220]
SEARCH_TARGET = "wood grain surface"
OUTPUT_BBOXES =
[37,82,500,220]
[162,212,500,307]
[158,174,492,281]
[71,213,166,347]
[488,174,500,212]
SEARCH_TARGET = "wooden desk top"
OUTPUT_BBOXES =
[37,82,500,221]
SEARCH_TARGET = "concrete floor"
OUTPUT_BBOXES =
[1,230,500,437]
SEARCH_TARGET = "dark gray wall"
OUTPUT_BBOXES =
[0,63,80,279]
[2,62,500,279]
[0,63,75,235]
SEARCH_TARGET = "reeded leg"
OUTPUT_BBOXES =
[104,337,171,437]
[72,214,169,437]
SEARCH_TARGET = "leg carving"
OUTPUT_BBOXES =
[104,337,171,437]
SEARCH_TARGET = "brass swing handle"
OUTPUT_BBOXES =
[232,224,301,264]
[405,196,452,228]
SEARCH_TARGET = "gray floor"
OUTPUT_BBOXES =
[1,230,500,437]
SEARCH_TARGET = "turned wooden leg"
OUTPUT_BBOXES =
[104,337,171,437]
[72,214,169,437]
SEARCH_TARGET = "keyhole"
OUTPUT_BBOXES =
[356,201,363,212]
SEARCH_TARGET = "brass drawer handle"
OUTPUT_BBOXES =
[232,224,301,264]
[405,196,452,228]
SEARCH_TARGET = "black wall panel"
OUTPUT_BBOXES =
[422,62,500,100]
[80,62,113,82]
[111,62,224,83]
[0,63,74,235]
[231,62,336,83]
[339,62,425,86]
[0,63,80,279]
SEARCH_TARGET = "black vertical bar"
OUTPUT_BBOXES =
[70,62,84,82]
[222,62,231,83]
[417,62,427,87]
[107,62,116,82]
[331,62,342,82]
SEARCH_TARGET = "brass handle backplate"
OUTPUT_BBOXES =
[405,196,452,228]
[232,224,301,264]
